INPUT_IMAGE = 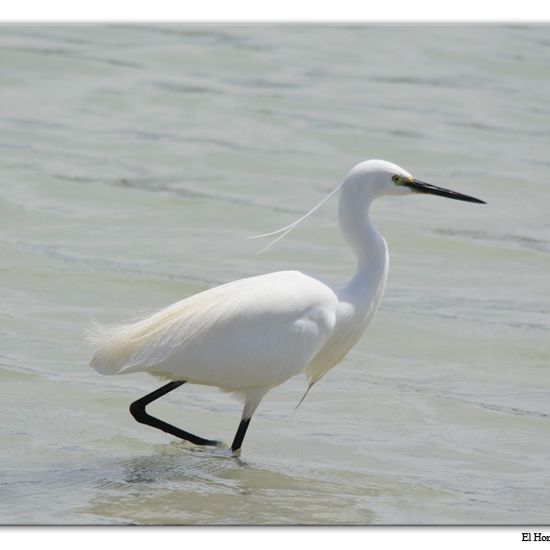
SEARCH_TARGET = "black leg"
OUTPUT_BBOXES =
[231,417,252,453]
[129,380,219,446]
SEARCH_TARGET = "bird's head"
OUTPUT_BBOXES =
[346,159,486,204]
[250,159,485,253]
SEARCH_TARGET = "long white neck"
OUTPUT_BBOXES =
[338,180,388,297]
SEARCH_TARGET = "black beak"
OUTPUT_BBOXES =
[406,179,486,204]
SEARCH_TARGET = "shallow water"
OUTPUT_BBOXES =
[1,24,550,524]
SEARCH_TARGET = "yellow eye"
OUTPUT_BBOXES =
[392,175,400,184]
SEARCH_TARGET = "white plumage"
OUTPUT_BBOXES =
[89,159,484,453]
[90,271,337,391]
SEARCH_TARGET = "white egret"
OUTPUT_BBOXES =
[89,159,485,454]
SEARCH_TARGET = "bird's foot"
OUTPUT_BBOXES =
[202,438,222,447]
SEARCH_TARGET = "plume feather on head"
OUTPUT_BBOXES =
[249,181,343,253]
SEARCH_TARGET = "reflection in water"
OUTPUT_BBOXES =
[84,443,377,524]
[120,443,247,486]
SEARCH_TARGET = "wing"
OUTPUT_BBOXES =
[89,271,338,391]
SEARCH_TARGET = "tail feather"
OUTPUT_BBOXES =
[86,317,141,375]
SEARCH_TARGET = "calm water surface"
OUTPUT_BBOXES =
[1,24,550,524]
